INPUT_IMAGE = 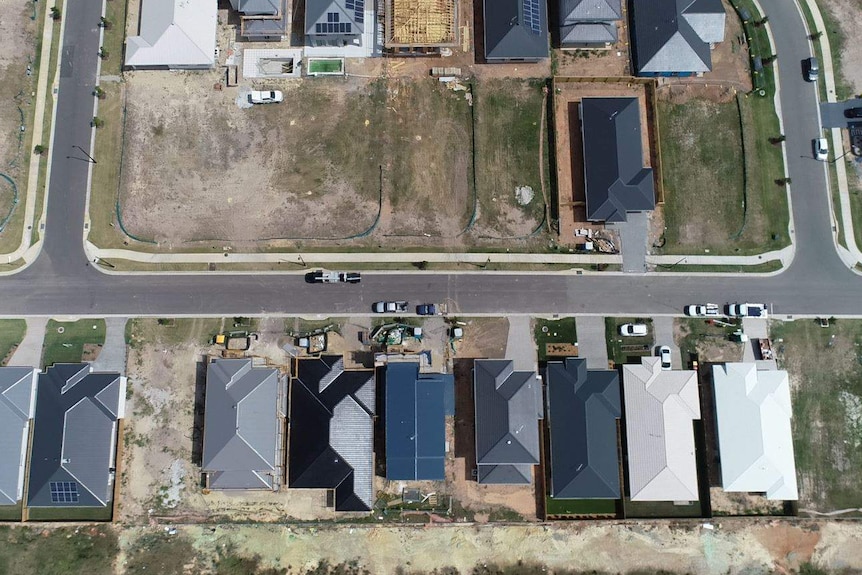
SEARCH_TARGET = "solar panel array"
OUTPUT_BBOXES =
[50,481,79,503]
[523,0,541,35]
[316,22,352,34]
[346,0,365,24]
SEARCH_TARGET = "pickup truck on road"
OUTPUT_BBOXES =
[307,270,361,284]
[416,303,448,316]
[726,302,768,318]
[372,301,408,313]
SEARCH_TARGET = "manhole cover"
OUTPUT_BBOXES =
[57,327,65,334]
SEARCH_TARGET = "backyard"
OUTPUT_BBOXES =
[771,318,862,513]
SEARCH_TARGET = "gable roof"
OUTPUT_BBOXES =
[560,0,621,23]
[306,0,365,37]
[202,359,284,490]
[622,357,700,501]
[474,359,541,484]
[581,98,655,223]
[385,363,452,481]
[288,355,375,511]
[561,22,618,45]
[712,363,798,500]
[230,0,280,15]
[125,0,217,69]
[0,367,37,506]
[483,0,549,61]
[28,364,125,508]
[629,0,725,75]
[547,358,622,499]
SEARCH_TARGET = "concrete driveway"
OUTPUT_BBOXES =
[576,316,609,369]
[652,316,682,369]
[91,317,128,373]
[7,318,47,367]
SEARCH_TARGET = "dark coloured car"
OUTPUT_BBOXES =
[845,107,862,119]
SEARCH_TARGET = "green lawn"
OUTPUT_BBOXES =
[605,317,654,366]
[0,525,117,575]
[0,319,26,365]
[0,502,22,521]
[623,498,702,518]
[771,319,862,512]
[41,319,106,368]
[545,497,616,516]
[100,0,128,77]
[26,506,113,522]
[534,317,577,362]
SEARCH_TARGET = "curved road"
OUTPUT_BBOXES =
[2,0,857,316]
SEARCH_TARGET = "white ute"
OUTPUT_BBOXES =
[248,90,284,105]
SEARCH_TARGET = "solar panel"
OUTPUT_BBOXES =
[523,0,541,35]
[49,481,79,503]
[354,0,365,23]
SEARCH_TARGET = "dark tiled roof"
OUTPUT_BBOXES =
[483,0,549,61]
[581,97,655,222]
[560,0,621,23]
[28,364,124,508]
[288,355,375,511]
[546,358,621,499]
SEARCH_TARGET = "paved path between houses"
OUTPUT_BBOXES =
[91,317,127,372]
[652,316,681,369]
[575,316,608,370]
[505,316,536,372]
[8,317,47,367]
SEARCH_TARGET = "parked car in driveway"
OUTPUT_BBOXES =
[814,137,828,161]
[619,323,648,337]
[372,301,408,313]
[248,90,283,104]
[657,345,672,370]
[845,107,862,119]
[726,302,768,318]
[684,303,720,317]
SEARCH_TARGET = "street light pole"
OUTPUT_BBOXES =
[72,145,97,164]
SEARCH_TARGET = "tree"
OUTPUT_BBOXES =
[93,86,106,99]
[33,144,47,155]
[768,134,786,145]
[809,31,823,40]
[755,15,769,27]
[99,17,112,29]
[92,116,104,128]
[50,7,61,20]
[99,47,109,60]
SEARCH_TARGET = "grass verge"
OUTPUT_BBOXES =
[771,318,862,512]
[656,260,782,274]
[534,317,577,362]
[99,0,128,78]
[87,82,124,248]
[545,497,616,516]
[0,319,27,365]
[126,318,223,349]
[41,319,106,368]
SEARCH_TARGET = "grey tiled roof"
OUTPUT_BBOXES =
[230,0,280,15]
[560,22,618,45]
[483,0,549,61]
[28,364,125,509]
[581,97,655,223]
[0,368,37,505]
[202,359,284,490]
[560,0,621,23]
[473,360,540,484]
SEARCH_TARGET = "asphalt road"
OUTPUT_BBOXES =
[1,0,857,317]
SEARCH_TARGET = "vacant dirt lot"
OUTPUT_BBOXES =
[0,0,38,243]
[112,520,862,574]
[821,0,862,95]
[116,70,546,250]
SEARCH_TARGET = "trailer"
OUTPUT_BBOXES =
[757,338,775,360]
[307,270,361,284]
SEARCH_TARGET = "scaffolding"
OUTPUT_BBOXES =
[385,0,458,50]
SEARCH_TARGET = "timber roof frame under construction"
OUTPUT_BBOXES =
[385,0,458,48]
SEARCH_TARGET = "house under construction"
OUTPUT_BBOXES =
[385,0,458,54]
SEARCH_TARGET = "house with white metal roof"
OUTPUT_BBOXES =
[125,0,218,69]
[622,357,701,501]
[0,367,37,508]
[712,363,798,500]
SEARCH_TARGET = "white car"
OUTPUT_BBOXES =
[248,90,284,104]
[813,137,828,161]
[619,323,648,337]
[657,346,672,370]
[684,303,721,317]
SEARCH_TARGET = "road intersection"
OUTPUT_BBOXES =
[0,0,857,317]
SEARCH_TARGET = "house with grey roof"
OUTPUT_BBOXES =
[125,0,217,69]
[580,97,655,223]
[483,0,549,62]
[27,364,125,509]
[0,367,37,509]
[385,362,454,481]
[546,358,621,499]
[629,0,726,76]
[202,359,286,490]
[306,0,367,47]
[288,355,375,511]
[473,359,542,484]
[559,0,621,48]
[230,0,290,40]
